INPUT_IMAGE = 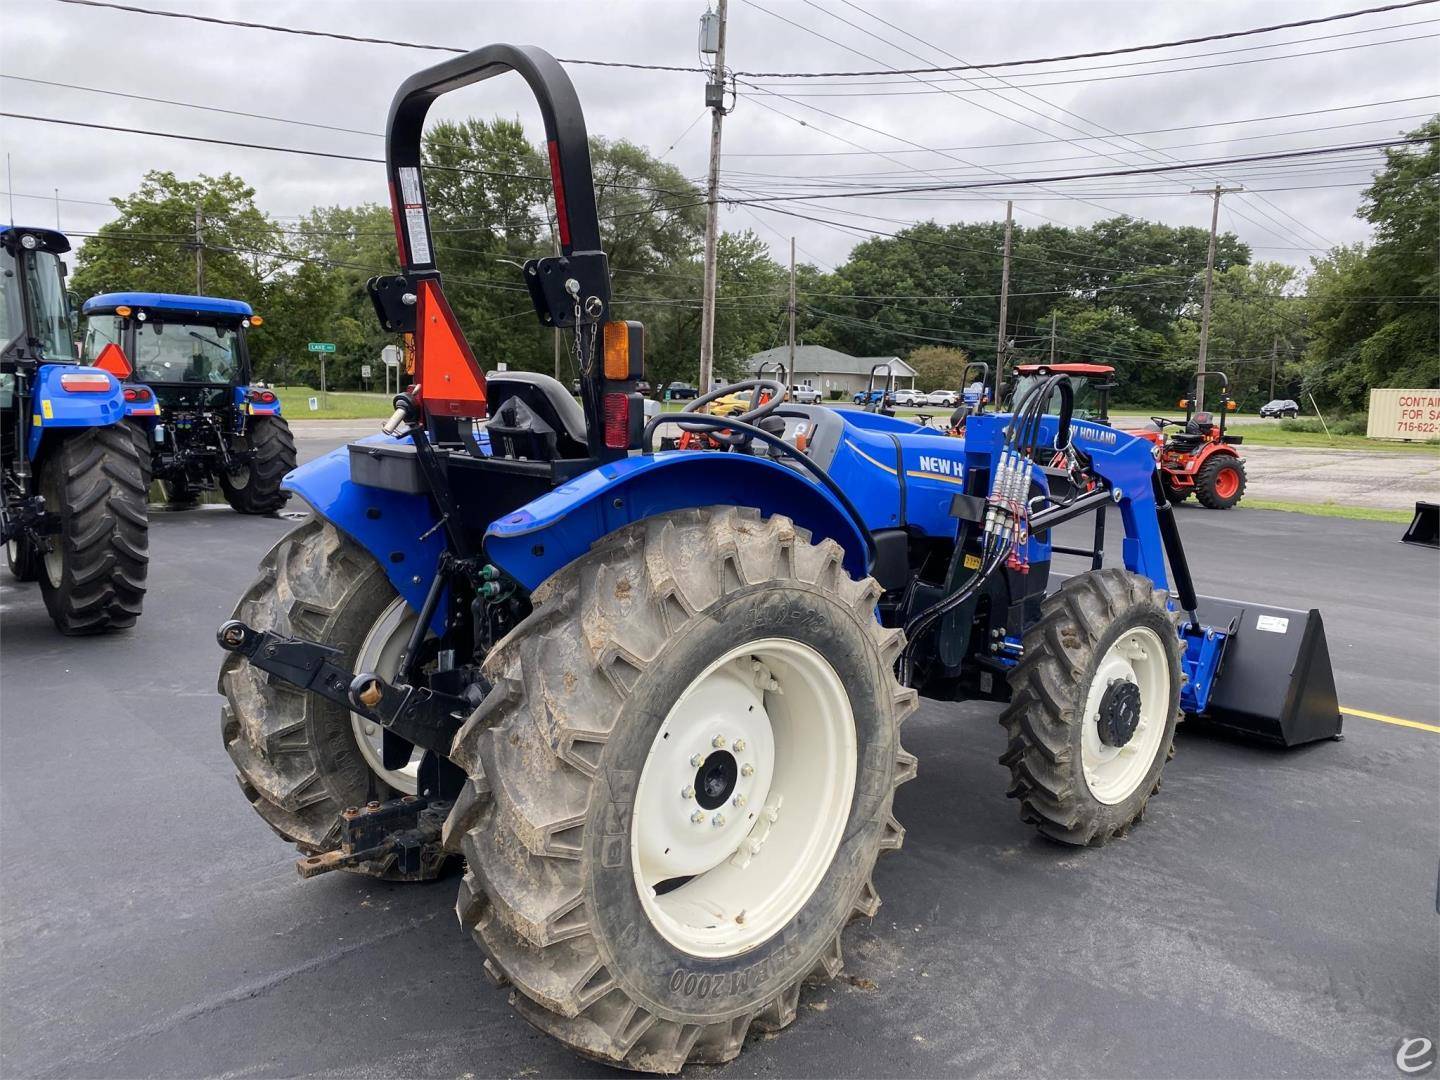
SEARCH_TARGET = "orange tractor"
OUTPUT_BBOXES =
[1140,371,1247,509]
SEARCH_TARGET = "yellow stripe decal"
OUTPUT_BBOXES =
[846,439,969,485]
[1341,706,1440,734]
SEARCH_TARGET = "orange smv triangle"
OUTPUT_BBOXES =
[93,342,132,379]
[414,279,487,418]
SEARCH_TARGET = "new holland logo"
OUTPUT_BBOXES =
[1076,426,1118,446]
[916,455,961,476]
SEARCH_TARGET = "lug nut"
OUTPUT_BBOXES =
[366,800,381,811]
[712,813,726,827]
[741,763,755,777]
[691,810,705,824]
[733,794,746,808]
[681,786,695,800]
[733,738,746,752]
[690,753,705,767]
[712,735,727,749]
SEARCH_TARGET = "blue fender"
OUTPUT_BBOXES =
[234,384,282,417]
[28,364,126,459]
[484,450,870,591]
[282,434,448,633]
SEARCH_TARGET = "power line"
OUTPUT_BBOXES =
[56,0,1438,81]
[734,0,1439,76]
[722,96,1440,156]
[51,0,706,71]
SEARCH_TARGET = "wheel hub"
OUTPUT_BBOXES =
[694,749,738,809]
[1096,679,1142,747]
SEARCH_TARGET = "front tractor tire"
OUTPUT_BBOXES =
[221,415,296,515]
[448,508,915,1072]
[1000,568,1182,846]
[219,517,440,880]
[1194,453,1246,510]
[37,425,149,635]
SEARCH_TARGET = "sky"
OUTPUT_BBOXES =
[1,0,1437,280]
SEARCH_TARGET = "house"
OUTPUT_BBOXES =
[745,345,917,398]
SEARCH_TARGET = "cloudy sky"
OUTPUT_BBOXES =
[2,0,1437,278]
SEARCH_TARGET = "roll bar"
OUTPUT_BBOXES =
[368,44,613,453]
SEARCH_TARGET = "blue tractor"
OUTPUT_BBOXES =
[216,46,1342,1073]
[80,293,294,512]
[1,226,149,634]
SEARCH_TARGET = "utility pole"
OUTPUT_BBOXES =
[697,0,728,395]
[1269,333,1278,400]
[1049,311,1057,363]
[787,236,796,384]
[194,205,205,294]
[994,199,1013,405]
[54,188,61,229]
[1192,183,1242,410]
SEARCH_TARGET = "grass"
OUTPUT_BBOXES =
[271,385,394,420]
[1224,426,1440,453]
[1240,498,1414,524]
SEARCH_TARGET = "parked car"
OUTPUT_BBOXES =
[665,381,699,400]
[789,384,822,404]
[1259,398,1299,419]
[852,388,889,406]
[926,388,959,407]
[891,388,923,407]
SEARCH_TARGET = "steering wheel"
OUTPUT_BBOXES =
[680,378,787,446]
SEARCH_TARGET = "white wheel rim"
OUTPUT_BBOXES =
[1080,626,1169,805]
[39,469,63,588]
[350,596,425,794]
[631,638,856,958]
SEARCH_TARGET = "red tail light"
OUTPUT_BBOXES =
[59,372,113,393]
[250,390,277,404]
[122,387,151,403]
[603,392,629,449]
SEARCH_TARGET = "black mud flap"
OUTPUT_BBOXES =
[1191,595,1342,747]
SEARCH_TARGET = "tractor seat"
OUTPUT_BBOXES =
[1186,411,1213,436]
[485,371,589,460]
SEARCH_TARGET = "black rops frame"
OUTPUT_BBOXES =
[376,45,612,460]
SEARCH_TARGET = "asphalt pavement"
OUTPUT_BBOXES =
[1,427,1437,1079]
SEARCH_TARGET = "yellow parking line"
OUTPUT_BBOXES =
[1341,706,1440,734]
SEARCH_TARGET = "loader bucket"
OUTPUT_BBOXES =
[1401,501,1438,547]
[1189,595,1342,747]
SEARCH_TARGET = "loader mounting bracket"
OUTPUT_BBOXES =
[215,619,469,755]
[522,251,610,328]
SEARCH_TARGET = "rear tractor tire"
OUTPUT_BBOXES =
[1194,454,1246,510]
[221,414,296,515]
[448,507,915,1072]
[1000,568,1181,846]
[219,516,440,879]
[36,425,149,635]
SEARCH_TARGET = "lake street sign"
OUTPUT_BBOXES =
[307,342,336,353]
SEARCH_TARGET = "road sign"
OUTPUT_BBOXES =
[308,396,319,411]
[307,342,336,354]
[361,364,373,379]
[380,344,401,367]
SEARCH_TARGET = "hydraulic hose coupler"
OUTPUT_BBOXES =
[381,390,420,437]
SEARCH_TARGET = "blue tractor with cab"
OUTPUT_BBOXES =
[1,225,149,634]
[80,292,294,512]
[215,45,1342,1073]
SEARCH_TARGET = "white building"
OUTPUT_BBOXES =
[746,345,917,399]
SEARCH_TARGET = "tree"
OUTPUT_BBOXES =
[907,345,971,391]
[1302,117,1439,408]
[71,171,279,303]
